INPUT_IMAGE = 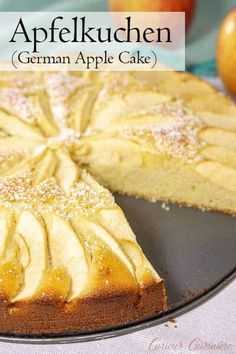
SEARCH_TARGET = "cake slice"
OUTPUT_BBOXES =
[0,170,166,334]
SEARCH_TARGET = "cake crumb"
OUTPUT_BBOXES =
[168,317,176,323]
[161,202,170,211]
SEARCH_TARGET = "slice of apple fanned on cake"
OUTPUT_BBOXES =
[0,171,166,334]
[78,71,236,215]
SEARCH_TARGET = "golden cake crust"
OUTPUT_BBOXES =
[0,280,166,335]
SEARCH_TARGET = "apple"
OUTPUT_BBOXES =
[109,0,196,32]
[217,8,236,95]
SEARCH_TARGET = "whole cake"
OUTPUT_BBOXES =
[0,70,235,335]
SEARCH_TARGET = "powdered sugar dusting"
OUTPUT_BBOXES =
[95,73,153,110]
[0,73,43,94]
[120,102,205,162]
[0,88,40,123]
[130,100,187,118]
[47,128,81,149]
[46,73,89,129]
[0,173,114,219]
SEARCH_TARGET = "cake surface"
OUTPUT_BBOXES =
[0,69,235,335]
[80,71,236,214]
[0,71,167,335]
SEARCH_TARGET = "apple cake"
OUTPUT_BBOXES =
[0,71,167,335]
[0,69,235,335]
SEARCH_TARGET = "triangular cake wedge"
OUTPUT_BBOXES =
[0,170,166,334]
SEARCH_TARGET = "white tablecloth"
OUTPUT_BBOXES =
[0,78,235,354]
